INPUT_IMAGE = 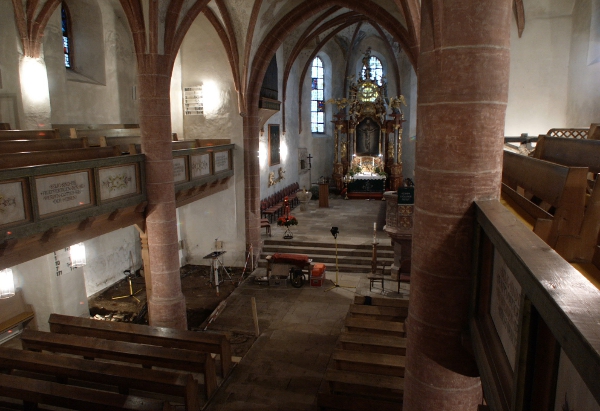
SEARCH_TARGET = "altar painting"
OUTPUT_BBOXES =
[356,117,380,156]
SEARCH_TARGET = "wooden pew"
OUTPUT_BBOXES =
[52,123,139,138]
[533,135,600,174]
[0,137,89,154]
[0,373,173,411]
[0,129,60,141]
[0,146,121,169]
[0,348,201,411]
[0,289,34,337]
[0,122,10,130]
[502,150,588,247]
[48,313,233,377]
[20,329,217,399]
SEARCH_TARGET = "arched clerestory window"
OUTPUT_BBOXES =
[361,56,383,86]
[61,2,73,68]
[310,57,324,133]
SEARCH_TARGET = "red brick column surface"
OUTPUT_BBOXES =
[404,1,512,410]
[138,54,187,330]
[243,114,261,256]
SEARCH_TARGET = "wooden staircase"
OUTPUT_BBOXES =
[318,295,408,410]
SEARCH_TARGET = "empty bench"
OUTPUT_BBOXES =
[48,313,232,377]
[0,347,201,410]
[20,329,217,399]
[0,373,174,411]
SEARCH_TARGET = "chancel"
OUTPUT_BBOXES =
[0,1,599,410]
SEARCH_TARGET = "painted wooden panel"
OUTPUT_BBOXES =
[0,180,26,226]
[490,249,522,371]
[214,150,230,173]
[191,153,211,178]
[36,172,91,216]
[173,157,187,183]
[99,165,138,201]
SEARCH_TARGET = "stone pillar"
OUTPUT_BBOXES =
[138,54,187,330]
[243,115,261,259]
[403,1,511,410]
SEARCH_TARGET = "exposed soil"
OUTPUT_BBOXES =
[88,264,243,329]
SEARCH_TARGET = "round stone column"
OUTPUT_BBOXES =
[138,54,187,330]
[404,1,512,410]
[243,115,261,258]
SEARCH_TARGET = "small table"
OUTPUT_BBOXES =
[319,183,329,208]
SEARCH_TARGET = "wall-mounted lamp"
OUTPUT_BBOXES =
[70,243,87,268]
[0,268,15,299]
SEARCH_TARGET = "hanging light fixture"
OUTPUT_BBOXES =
[70,243,87,268]
[0,268,15,299]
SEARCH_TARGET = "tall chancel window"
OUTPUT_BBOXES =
[310,57,324,133]
[361,56,383,85]
[61,2,73,68]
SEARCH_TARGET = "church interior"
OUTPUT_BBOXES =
[0,0,599,410]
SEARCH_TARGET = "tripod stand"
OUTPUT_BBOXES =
[112,270,143,303]
[325,227,356,293]
[203,251,232,296]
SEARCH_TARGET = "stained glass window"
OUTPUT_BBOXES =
[310,57,324,133]
[62,3,72,68]
[361,56,383,85]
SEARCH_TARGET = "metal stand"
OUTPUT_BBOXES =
[203,251,232,296]
[325,228,355,293]
[112,270,142,303]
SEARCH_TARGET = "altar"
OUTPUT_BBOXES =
[327,47,406,196]
[347,174,386,199]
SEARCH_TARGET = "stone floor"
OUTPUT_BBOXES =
[204,197,409,410]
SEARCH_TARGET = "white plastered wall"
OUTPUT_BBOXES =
[174,13,246,267]
[566,0,600,127]
[505,11,572,136]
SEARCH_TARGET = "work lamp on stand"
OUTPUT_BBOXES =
[0,268,16,299]
[70,243,87,268]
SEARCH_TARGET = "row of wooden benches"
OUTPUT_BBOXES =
[501,134,600,288]
[0,128,230,169]
[318,295,408,411]
[0,313,233,411]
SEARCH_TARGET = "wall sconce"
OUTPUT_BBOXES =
[70,243,87,268]
[0,268,15,299]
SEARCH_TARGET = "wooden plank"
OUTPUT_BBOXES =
[348,304,407,321]
[0,347,201,410]
[344,317,405,337]
[475,199,600,406]
[353,295,409,308]
[325,369,404,400]
[0,146,121,169]
[48,313,232,377]
[317,392,399,411]
[0,373,173,411]
[0,129,59,140]
[338,332,407,355]
[333,349,405,377]
[0,138,88,153]
[20,329,217,399]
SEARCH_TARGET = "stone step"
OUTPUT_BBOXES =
[259,239,394,274]
[257,260,390,275]
[262,244,394,259]
[264,239,393,252]
[259,254,393,267]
